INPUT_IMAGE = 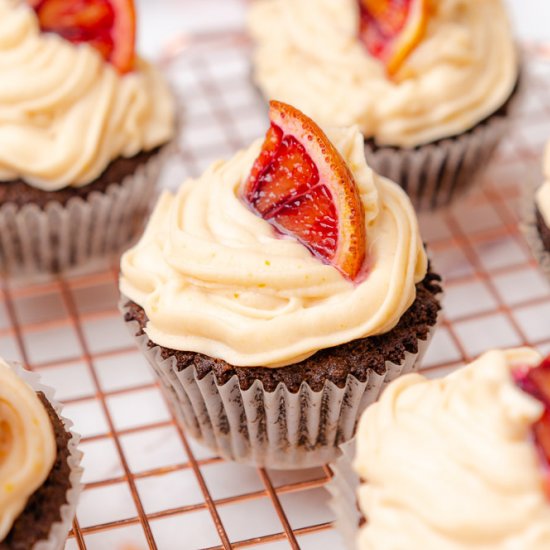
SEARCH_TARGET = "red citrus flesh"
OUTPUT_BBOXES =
[243,101,366,281]
[514,357,550,498]
[358,0,429,77]
[29,0,136,74]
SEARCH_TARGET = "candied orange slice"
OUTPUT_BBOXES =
[358,0,429,76]
[29,0,136,74]
[243,101,366,281]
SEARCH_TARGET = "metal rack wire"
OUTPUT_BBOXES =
[4,32,550,550]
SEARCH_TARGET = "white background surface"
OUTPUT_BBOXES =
[134,0,550,59]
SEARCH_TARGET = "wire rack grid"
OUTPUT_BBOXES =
[3,32,550,550]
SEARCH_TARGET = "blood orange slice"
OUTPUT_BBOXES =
[514,357,550,498]
[243,101,366,281]
[358,0,429,77]
[29,0,136,74]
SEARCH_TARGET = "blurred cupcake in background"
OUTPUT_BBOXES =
[328,347,550,549]
[535,148,550,253]
[0,358,82,549]
[120,100,442,469]
[248,0,520,209]
[0,0,175,277]
[523,140,550,281]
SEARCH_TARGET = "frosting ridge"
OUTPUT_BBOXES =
[120,125,427,367]
[354,347,550,549]
[248,0,518,147]
[0,359,56,541]
[0,0,175,190]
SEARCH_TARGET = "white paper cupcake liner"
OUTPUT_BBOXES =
[121,299,438,469]
[9,364,83,550]
[520,178,550,282]
[0,142,173,280]
[326,439,359,550]
[364,113,510,211]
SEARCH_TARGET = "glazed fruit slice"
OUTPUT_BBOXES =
[514,357,550,497]
[29,0,136,73]
[243,101,366,281]
[358,0,429,76]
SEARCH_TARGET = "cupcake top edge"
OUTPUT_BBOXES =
[0,0,175,191]
[536,141,550,227]
[248,0,518,148]
[0,358,57,542]
[353,347,550,550]
[120,102,430,368]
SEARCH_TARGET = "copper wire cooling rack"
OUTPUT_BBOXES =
[3,33,550,550]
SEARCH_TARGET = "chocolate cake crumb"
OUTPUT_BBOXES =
[1,394,72,550]
[0,148,160,209]
[124,270,442,393]
[536,207,550,253]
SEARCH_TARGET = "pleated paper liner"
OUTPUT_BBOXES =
[121,298,439,470]
[326,439,360,550]
[364,112,510,211]
[10,364,83,550]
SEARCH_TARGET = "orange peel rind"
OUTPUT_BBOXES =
[359,0,430,77]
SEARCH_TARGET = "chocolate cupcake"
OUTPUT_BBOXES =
[0,0,175,277]
[248,0,520,209]
[522,141,550,280]
[120,101,441,469]
[0,360,82,550]
[328,348,550,549]
[536,207,550,253]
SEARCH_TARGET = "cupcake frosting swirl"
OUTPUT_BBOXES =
[0,359,56,541]
[354,348,550,549]
[0,0,175,190]
[248,0,518,147]
[536,141,550,227]
[120,125,427,367]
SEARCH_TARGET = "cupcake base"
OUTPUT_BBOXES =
[2,395,74,550]
[521,181,550,283]
[121,272,441,469]
[0,149,159,208]
[1,366,82,550]
[364,80,520,211]
[535,208,550,252]
[0,144,172,278]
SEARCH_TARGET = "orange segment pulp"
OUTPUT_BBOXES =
[29,0,136,74]
[358,0,429,77]
[243,101,366,281]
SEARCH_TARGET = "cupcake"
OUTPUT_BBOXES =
[120,100,441,469]
[0,0,175,276]
[0,359,82,549]
[248,0,519,210]
[329,348,550,549]
[523,141,550,279]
